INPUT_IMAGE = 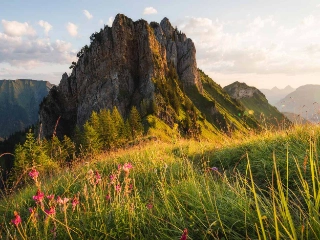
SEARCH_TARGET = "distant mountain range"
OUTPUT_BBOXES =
[0,79,53,138]
[282,112,311,125]
[275,85,320,123]
[260,86,295,105]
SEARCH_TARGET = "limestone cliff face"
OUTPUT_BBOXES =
[39,14,201,137]
[151,18,202,91]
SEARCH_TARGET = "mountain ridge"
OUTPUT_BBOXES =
[224,81,288,126]
[260,85,295,105]
[275,84,320,123]
[39,14,260,139]
[0,79,53,138]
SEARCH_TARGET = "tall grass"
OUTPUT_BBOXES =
[1,125,320,239]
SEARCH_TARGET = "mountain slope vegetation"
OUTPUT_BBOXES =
[1,125,320,239]
[224,81,289,127]
[0,79,53,138]
[0,14,306,239]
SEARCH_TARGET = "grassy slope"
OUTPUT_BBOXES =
[186,70,259,133]
[2,124,320,239]
[240,93,286,126]
[224,82,287,127]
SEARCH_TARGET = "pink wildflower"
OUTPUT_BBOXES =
[45,206,56,215]
[33,189,44,203]
[180,228,188,240]
[115,184,121,192]
[11,211,21,227]
[56,196,62,204]
[29,207,35,214]
[95,171,101,184]
[123,163,133,174]
[117,164,122,170]
[46,194,55,200]
[147,203,153,209]
[109,174,117,183]
[57,196,69,205]
[29,168,39,181]
[105,195,111,201]
[72,197,79,211]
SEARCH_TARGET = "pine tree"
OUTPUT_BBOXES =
[129,106,144,139]
[111,107,125,147]
[48,136,63,163]
[124,119,132,141]
[12,131,57,183]
[62,135,76,162]
[99,109,116,149]
[82,122,102,154]
[89,111,100,132]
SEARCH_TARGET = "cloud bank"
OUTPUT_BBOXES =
[66,22,78,37]
[176,14,320,76]
[143,7,157,15]
[83,10,93,20]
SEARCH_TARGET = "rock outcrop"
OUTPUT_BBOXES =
[39,14,202,138]
[224,81,259,100]
[224,81,289,125]
[151,18,202,91]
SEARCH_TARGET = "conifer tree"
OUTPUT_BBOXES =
[124,119,132,141]
[111,107,125,147]
[89,111,100,132]
[129,106,144,139]
[13,132,57,183]
[82,122,102,154]
[48,135,63,163]
[99,109,116,149]
[62,135,76,162]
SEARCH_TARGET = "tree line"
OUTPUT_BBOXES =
[6,106,143,189]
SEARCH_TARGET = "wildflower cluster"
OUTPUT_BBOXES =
[104,163,134,201]
[11,163,139,237]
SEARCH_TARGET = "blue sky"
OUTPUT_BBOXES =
[1,0,320,88]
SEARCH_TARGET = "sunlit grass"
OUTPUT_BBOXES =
[1,124,320,239]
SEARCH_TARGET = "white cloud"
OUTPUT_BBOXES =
[0,63,71,84]
[54,40,72,52]
[248,16,275,32]
[0,32,76,69]
[99,17,114,27]
[302,15,315,26]
[38,20,52,36]
[176,15,320,76]
[143,7,157,15]
[1,20,36,37]
[66,22,78,37]
[107,17,114,26]
[83,10,93,20]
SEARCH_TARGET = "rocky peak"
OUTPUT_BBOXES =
[40,14,193,137]
[224,81,260,100]
[151,18,202,92]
